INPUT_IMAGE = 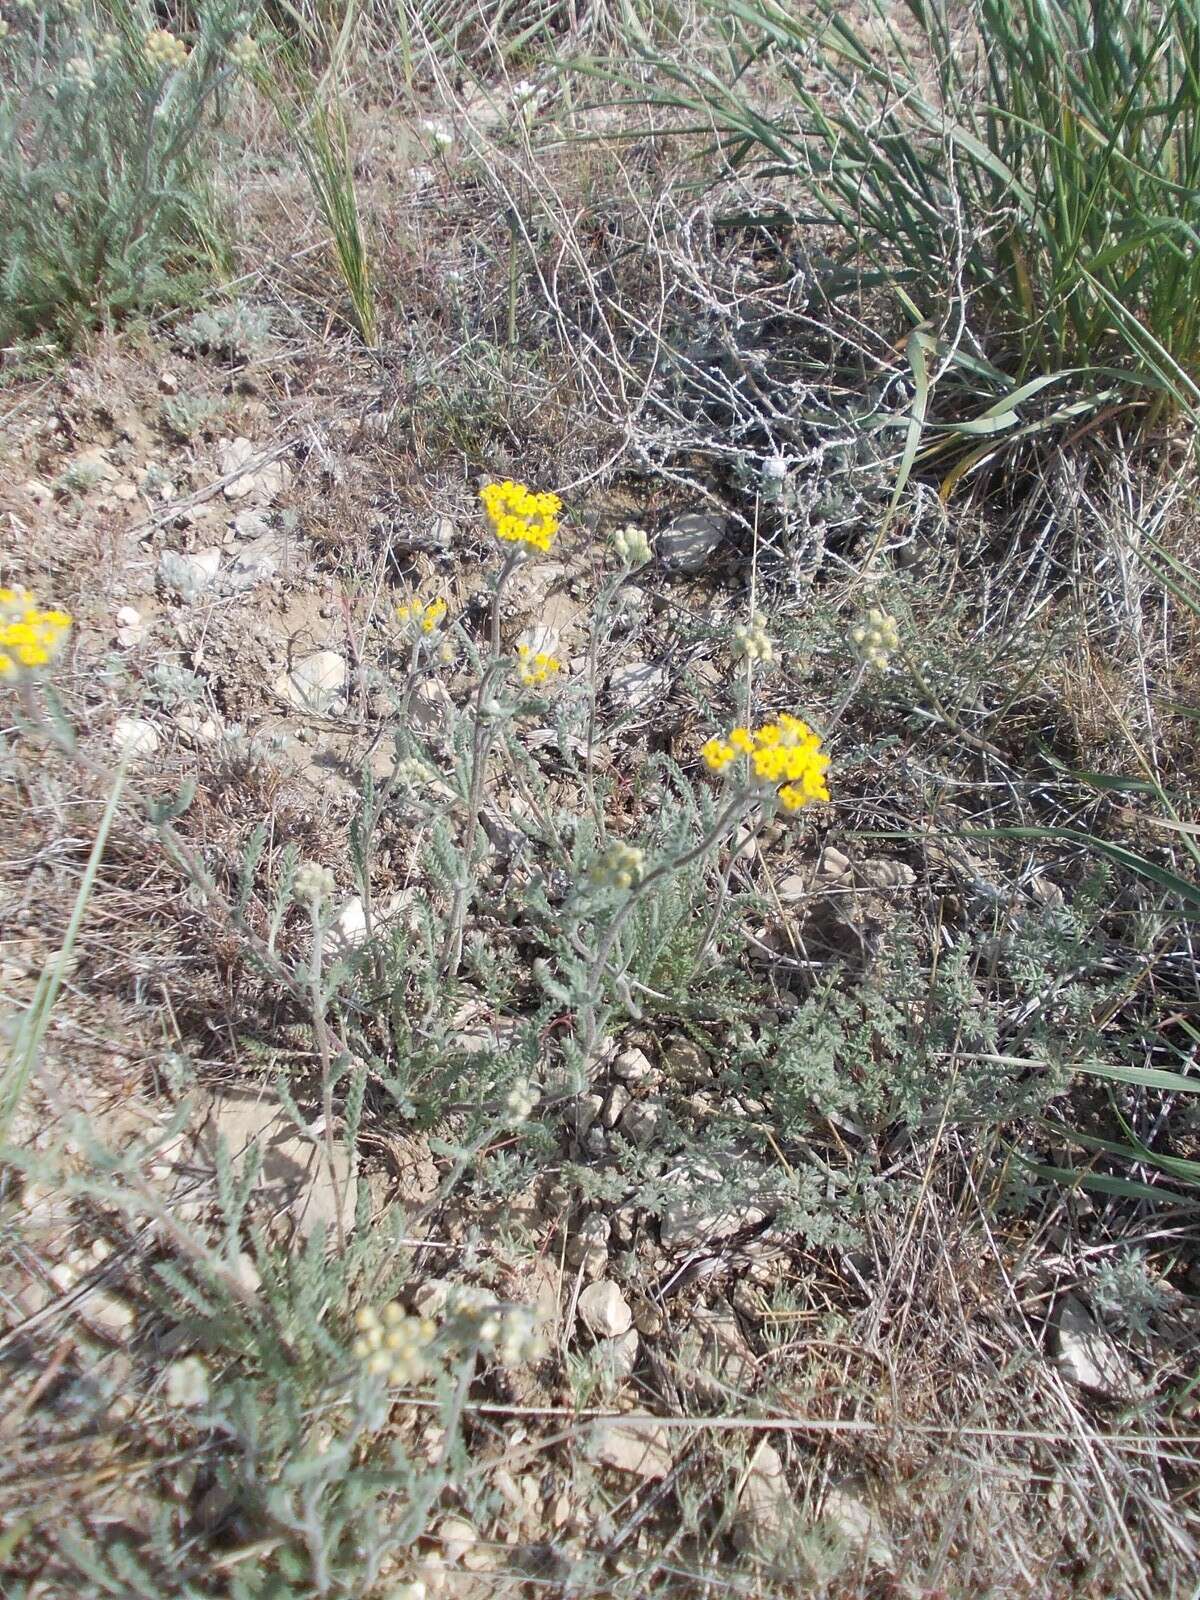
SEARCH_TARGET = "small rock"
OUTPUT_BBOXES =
[675,1307,757,1403]
[115,605,146,648]
[612,1046,655,1084]
[775,872,808,903]
[733,1441,789,1554]
[609,660,668,709]
[660,1161,769,1250]
[438,1515,477,1566]
[604,1084,631,1128]
[220,437,290,503]
[1028,872,1066,909]
[856,857,916,889]
[818,845,852,881]
[578,1279,633,1339]
[232,507,271,540]
[586,1419,673,1479]
[658,510,726,573]
[276,650,348,714]
[566,1213,610,1280]
[231,532,286,586]
[196,1092,357,1242]
[1054,1293,1136,1399]
[158,370,180,395]
[595,1327,639,1388]
[573,1093,605,1140]
[328,896,368,953]
[112,716,161,758]
[413,1279,451,1317]
[822,1483,894,1570]
[619,1098,665,1148]
[661,1035,710,1078]
[175,709,221,746]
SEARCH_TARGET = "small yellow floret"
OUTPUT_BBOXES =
[515,643,561,686]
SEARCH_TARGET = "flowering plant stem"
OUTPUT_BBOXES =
[2,758,129,1142]
[307,901,348,1259]
[440,549,520,978]
[576,793,752,1065]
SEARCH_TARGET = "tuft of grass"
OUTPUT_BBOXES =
[615,0,1200,449]
[0,0,244,346]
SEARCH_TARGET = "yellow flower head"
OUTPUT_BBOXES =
[0,586,72,680]
[515,643,561,687]
[396,595,448,635]
[701,713,830,811]
[479,479,562,555]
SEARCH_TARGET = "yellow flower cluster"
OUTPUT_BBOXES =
[396,595,447,634]
[701,714,830,812]
[354,1304,435,1386]
[144,28,188,72]
[479,480,562,554]
[516,644,561,686]
[0,587,72,679]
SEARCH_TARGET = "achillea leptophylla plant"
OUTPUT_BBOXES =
[852,608,901,671]
[143,28,189,74]
[515,643,561,686]
[732,612,774,665]
[612,524,652,568]
[702,714,830,813]
[441,482,567,976]
[479,479,562,555]
[396,595,448,636]
[0,587,72,679]
[353,1304,435,1386]
[590,841,646,891]
[226,33,258,72]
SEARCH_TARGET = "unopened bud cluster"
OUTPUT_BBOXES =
[732,613,774,664]
[144,28,189,72]
[612,524,652,568]
[590,840,646,891]
[851,608,900,671]
[293,861,336,908]
[505,1080,540,1122]
[226,33,258,71]
[354,1304,435,1386]
[391,756,435,790]
[63,56,96,90]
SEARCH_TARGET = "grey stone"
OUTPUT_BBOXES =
[578,1279,633,1339]
[612,1046,655,1084]
[733,1441,789,1554]
[586,1419,673,1479]
[660,1161,770,1250]
[276,650,348,714]
[658,511,726,573]
[1054,1294,1137,1399]
[619,1098,665,1147]
[822,1483,894,1570]
[609,660,668,709]
[197,1092,356,1242]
